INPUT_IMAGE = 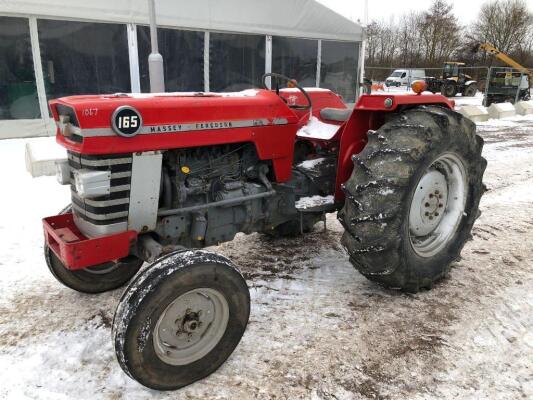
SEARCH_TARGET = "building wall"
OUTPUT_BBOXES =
[0,15,360,139]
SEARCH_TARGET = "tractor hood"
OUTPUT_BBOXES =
[49,89,299,154]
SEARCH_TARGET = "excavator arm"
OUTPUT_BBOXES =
[476,43,533,78]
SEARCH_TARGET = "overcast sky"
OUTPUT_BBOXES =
[317,0,533,25]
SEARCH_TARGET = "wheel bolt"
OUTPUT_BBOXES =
[435,190,440,195]
[429,194,434,198]
[429,216,434,220]
[425,202,430,207]
[435,212,439,216]
[439,195,443,199]
[425,211,430,216]
[439,204,443,208]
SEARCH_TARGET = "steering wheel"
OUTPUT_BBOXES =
[261,73,312,111]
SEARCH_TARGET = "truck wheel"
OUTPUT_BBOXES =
[463,83,477,97]
[441,83,457,97]
[113,250,250,390]
[44,205,143,294]
[338,106,486,292]
[478,78,486,92]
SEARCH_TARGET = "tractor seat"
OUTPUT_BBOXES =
[320,107,352,122]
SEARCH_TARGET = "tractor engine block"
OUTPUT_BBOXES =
[156,143,285,247]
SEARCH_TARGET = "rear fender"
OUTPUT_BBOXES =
[334,94,454,201]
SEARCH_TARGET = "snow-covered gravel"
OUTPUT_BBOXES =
[0,114,532,399]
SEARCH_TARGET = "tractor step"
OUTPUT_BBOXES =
[43,213,137,270]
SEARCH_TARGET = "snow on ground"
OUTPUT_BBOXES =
[0,116,532,399]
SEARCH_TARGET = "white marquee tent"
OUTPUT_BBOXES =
[0,0,363,138]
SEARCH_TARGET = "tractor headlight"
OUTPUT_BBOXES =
[73,169,111,199]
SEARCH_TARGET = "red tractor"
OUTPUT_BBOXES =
[43,74,485,390]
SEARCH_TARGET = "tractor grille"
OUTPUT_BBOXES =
[67,151,132,226]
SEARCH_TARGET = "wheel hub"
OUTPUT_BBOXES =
[408,153,468,258]
[153,288,229,366]
[409,170,448,236]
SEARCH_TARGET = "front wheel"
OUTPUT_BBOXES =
[112,250,250,390]
[441,82,457,97]
[338,106,486,292]
[45,246,143,294]
[44,205,143,293]
[463,83,477,97]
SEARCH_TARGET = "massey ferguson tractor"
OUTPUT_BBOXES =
[43,74,486,390]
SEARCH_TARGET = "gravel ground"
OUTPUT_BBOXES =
[0,117,532,400]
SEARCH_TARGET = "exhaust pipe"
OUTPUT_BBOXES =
[148,0,165,93]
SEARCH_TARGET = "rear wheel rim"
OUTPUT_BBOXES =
[408,153,467,258]
[153,288,229,366]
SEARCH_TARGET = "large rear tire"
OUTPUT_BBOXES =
[112,250,250,390]
[338,106,486,292]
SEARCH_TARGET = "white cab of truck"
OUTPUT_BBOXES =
[385,69,426,87]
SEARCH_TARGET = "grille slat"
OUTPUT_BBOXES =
[68,151,132,225]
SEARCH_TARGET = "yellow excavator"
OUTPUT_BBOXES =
[474,43,532,105]
[474,43,533,80]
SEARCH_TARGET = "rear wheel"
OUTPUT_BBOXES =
[338,106,486,292]
[113,250,250,390]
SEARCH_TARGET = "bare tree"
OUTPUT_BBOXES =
[363,0,533,72]
[471,0,533,59]
[419,0,462,66]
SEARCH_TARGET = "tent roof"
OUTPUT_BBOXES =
[1,0,362,41]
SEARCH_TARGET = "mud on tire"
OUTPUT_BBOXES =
[112,250,250,390]
[338,106,486,292]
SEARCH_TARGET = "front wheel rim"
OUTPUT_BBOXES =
[153,287,229,366]
[409,153,468,258]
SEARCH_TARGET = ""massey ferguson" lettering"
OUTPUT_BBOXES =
[149,121,235,134]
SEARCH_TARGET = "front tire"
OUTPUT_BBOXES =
[112,250,250,390]
[338,106,486,292]
[44,205,143,294]
[463,83,477,97]
[441,82,457,97]
[45,246,143,294]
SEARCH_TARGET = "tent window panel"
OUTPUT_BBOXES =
[137,27,204,93]
[320,40,358,102]
[209,33,265,92]
[272,37,317,87]
[0,17,40,120]
[38,20,130,101]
